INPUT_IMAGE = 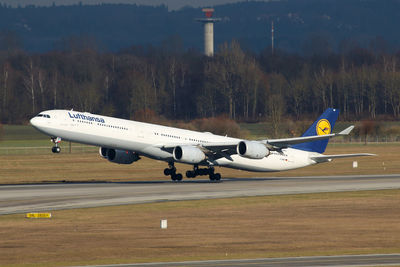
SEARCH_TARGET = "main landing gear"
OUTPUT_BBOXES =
[164,163,221,182]
[186,165,221,181]
[51,137,61,153]
[164,162,183,181]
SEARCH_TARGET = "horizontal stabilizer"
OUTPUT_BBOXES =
[311,153,376,163]
[338,126,354,135]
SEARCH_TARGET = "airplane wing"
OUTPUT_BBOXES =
[310,153,376,163]
[160,142,238,161]
[199,143,237,161]
[159,126,357,161]
[264,126,354,149]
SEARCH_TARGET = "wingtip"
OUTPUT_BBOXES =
[338,125,354,135]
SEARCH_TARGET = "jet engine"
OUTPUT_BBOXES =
[99,147,140,164]
[237,140,270,159]
[173,145,206,164]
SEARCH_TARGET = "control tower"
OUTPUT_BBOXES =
[196,8,221,56]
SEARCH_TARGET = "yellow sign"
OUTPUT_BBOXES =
[316,119,331,135]
[26,213,52,218]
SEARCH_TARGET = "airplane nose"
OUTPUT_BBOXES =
[30,117,38,127]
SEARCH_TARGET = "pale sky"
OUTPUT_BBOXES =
[0,0,273,10]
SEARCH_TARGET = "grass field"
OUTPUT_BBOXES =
[1,190,400,266]
[0,142,398,184]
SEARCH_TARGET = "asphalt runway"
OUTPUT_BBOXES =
[79,254,400,266]
[1,174,400,215]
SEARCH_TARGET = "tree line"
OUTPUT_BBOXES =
[1,37,400,126]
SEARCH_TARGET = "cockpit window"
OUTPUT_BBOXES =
[36,114,50,118]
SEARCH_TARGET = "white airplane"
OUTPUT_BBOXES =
[30,108,374,181]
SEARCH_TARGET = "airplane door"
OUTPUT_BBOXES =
[137,129,145,139]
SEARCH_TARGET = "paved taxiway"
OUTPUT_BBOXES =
[1,174,400,215]
[80,254,400,266]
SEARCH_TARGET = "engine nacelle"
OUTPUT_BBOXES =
[99,147,108,158]
[173,145,206,164]
[237,140,270,159]
[99,147,140,164]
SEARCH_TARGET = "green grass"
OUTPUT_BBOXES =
[1,124,45,140]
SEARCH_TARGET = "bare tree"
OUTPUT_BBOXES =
[268,94,285,137]
[337,58,350,120]
[52,71,58,108]
[23,57,36,114]
[168,57,177,118]
[313,66,334,111]
[240,57,264,120]
[1,62,9,118]
[37,68,48,110]
[288,67,308,120]
[266,73,287,137]
[385,71,400,118]
[365,66,378,119]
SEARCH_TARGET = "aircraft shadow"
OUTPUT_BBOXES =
[0,177,283,187]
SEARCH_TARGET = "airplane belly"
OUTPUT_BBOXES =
[215,151,314,172]
[140,146,173,160]
[39,125,147,152]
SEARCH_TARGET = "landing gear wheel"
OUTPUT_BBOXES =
[165,162,183,181]
[164,167,176,176]
[50,137,62,154]
[175,173,183,181]
[51,146,61,153]
[186,170,196,178]
[209,173,221,181]
[185,165,221,181]
[171,173,183,181]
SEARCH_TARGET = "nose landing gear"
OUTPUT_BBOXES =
[51,137,62,153]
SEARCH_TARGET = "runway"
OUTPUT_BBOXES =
[80,254,400,266]
[1,174,400,215]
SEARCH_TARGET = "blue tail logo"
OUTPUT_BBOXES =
[292,108,339,153]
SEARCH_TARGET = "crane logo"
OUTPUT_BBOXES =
[316,119,331,135]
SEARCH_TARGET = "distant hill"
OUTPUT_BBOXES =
[0,0,253,10]
[0,0,399,53]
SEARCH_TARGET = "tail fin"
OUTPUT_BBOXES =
[291,108,339,153]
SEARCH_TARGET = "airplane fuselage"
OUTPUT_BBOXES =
[30,110,317,172]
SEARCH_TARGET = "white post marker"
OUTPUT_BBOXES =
[353,161,358,168]
[160,219,168,229]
